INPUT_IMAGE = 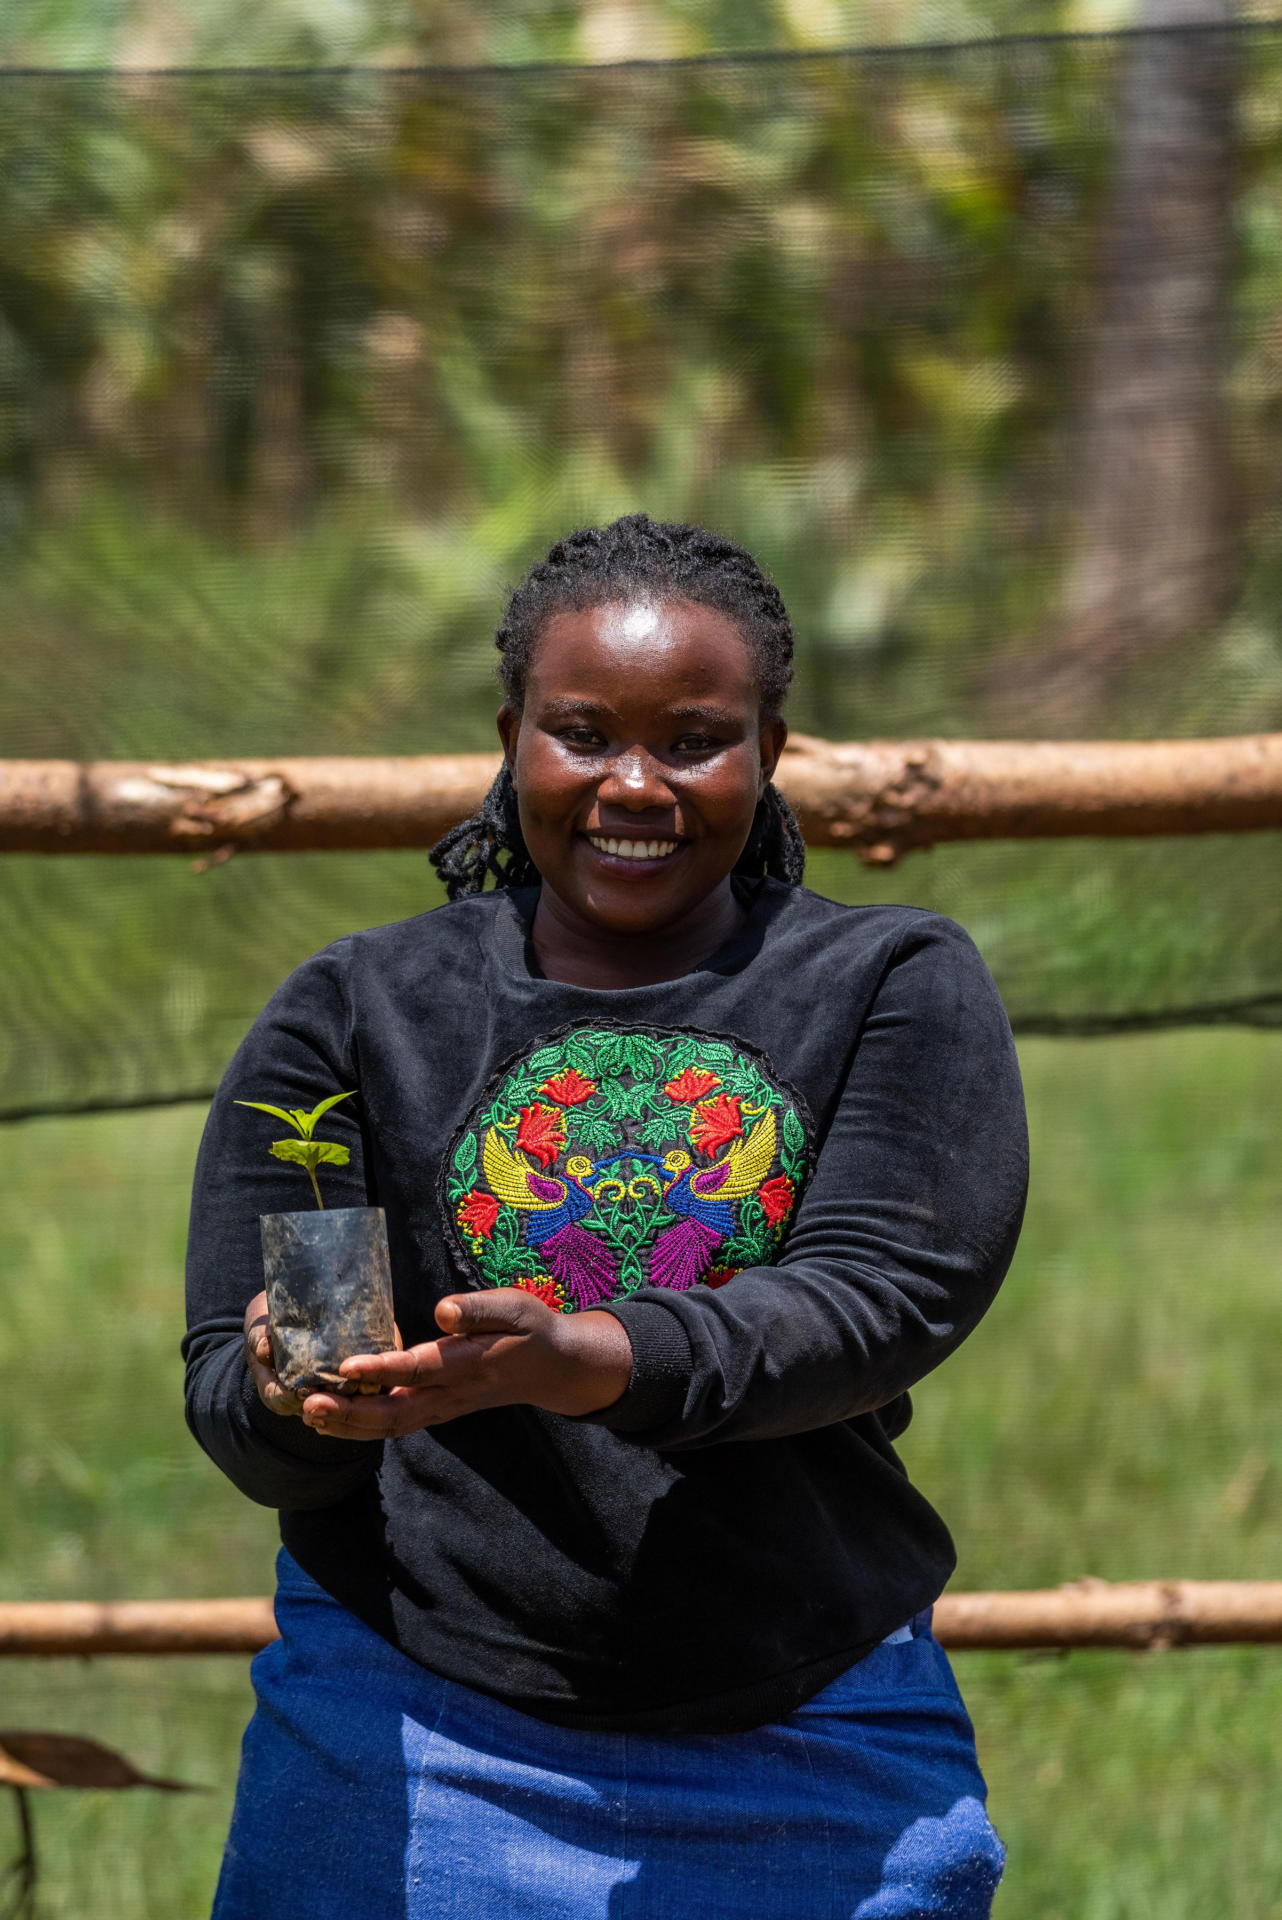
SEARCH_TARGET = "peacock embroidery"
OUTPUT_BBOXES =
[440,1026,812,1311]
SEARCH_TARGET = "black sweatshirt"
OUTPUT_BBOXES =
[183,876,1028,1733]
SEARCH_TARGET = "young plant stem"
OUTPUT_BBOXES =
[307,1164,325,1210]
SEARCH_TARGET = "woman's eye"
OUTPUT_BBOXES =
[558,727,606,750]
[673,734,719,753]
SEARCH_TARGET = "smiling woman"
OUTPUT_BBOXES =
[184,513,1027,1920]
[498,596,788,981]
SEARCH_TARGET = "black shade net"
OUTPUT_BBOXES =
[5,25,1282,1117]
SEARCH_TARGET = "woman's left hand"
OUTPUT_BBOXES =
[298,1290,634,1439]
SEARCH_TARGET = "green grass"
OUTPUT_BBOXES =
[1,1031,1281,1915]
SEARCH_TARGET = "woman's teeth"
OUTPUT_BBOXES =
[587,836,678,861]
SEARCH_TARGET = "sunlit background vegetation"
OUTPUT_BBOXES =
[2,3,1282,1916]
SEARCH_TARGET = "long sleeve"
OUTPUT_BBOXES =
[172,886,1028,1730]
[588,916,1028,1448]
[182,940,383,1510]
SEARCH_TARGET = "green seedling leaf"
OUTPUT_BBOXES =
[241,1090,358,1208]
[303,1090,358,1131]
[312,1141,351,1167]
[268,1138,315,1166]
[235,1099,307,1135]
[268,1138,350,1167]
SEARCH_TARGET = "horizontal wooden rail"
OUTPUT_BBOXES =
[0,1598,275,1657]
[7,733,1282,864]
[3,1581,1281,1656]
[935,1579,1282,1650]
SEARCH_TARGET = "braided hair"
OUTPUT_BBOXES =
[430,513,806,900]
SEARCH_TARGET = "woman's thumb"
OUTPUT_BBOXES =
[435,1288,531,1335]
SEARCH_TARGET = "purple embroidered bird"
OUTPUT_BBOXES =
[481,1130,616,1309]
[648,1111,779,1291]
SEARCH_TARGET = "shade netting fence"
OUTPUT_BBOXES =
[5,23,1282,1116]
[4,29,1282,1916]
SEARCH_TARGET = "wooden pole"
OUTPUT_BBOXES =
[0,1599,275,1657]
[3,1581,1282,1656]
[6,733,1282,865]
[934,1579,1282,1651]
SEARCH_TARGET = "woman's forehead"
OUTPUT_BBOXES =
[527,598,757,702]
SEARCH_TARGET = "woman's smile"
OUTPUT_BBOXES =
[583,831,683,867]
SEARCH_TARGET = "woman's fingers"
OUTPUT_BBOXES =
[435,1289,545,1337]
[339,1292,543,1387]
[301,1385,458,1439]
[258,1374,306,1417]
[313,1290,594,1433]
[339,1343,445,1387]
[242,1290,306,1417]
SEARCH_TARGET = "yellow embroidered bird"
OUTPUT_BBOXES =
[650,1110,778,1291]
[479,1129,616,1309]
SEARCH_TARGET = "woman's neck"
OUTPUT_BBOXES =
[529,877,747,989]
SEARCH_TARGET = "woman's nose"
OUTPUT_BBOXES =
[596,749,674,809]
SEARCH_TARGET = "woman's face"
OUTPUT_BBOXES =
[497,597,787,937]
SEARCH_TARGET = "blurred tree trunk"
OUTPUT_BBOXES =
[997,0,1239,728]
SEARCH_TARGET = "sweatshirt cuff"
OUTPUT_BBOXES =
[581,1299,695,1435]
[239,1366,374,1467]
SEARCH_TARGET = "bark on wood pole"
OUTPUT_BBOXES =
[3,1582,1282,1656]
[6,732,1282,865]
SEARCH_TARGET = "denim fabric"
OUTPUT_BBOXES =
[211,1552,1003,1920]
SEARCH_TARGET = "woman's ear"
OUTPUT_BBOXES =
[759,715,788,791]
[496,704,520,771]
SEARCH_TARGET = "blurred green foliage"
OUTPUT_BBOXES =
[3,1030,1282,1913]
[4,33,1282,758]
[6,32,1282,1115]
[0,1,1143,72]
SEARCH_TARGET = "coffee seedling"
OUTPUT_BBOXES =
[234,1091,357,1209]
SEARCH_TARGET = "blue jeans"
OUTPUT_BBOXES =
[212,1550,1003,1919]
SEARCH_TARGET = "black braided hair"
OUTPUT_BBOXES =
[430,512,805,900]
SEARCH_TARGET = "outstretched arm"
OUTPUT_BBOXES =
[305,916,1027,1452]
[182,941,382,1509]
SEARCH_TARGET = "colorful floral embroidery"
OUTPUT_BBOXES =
[457,1189,500,1242]
[513,1274,566,1309]
[539,1067,598,1106]
[688,1092,743,1156]
[663,1067,721,1104]
[757,1175,796,1227]
[514,1102,566,1169]
[440,1025,813,1313]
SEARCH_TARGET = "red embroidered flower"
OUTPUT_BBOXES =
[757,1175,796,1227]
[514,1275,564,1309]
[456,1189,500,1240]
[664,1067,722,1104]
[539,1067,598,1106]
[689,1093,743,1156]
[515,1102,566,1168]
[706,1265,738,1289]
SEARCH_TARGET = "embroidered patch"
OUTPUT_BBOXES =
[439,1024,813,1311]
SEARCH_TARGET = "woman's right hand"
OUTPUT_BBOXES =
[242,1293,402,1419]
[242,1292,307,1418]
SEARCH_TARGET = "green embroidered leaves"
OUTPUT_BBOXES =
[782,1108,807,1183]
[439,1024,813,1311]
[235,1090,356,1210]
